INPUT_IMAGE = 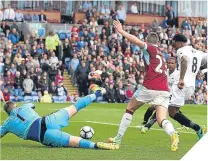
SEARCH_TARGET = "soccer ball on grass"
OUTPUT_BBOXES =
[80,126,94,139]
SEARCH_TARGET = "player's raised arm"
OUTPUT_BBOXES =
[113,20,145,49]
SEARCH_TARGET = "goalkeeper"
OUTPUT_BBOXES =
[0,84,118,150]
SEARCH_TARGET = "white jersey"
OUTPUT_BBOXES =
[175,46,206,88]
[168,69,179,89]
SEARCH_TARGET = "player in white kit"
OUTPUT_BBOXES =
[169,34,206,139]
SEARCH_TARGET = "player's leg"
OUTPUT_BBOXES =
[42,129,119,150]
[139,111,157,134]
[152,91,179,151]
[169,105,206,139]
[45,84,106,129]
[69,135,119,150]
[108,97,144,144]
[63,84,106,118]
[142,105,155,125]
[108,86,154,144]
[169,85,206,139]
[155,105,179,152]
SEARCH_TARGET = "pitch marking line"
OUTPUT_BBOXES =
[70,120,197,135]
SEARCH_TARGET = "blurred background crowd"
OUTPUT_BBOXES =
[0,1,207,104]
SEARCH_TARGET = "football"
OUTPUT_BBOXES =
[80,126,95,139]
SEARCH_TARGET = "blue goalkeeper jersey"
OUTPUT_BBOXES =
[0,103,41,139]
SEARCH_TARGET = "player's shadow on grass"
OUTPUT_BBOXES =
[1,143,58,149]
[2,143,92,149]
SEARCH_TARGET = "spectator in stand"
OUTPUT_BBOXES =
[195,74,203,87]
[35,75,42,95]
[39,10,47,23]
[125,84,134,102]
[102,21,111,37]
[0,9,3,21]
[202,21,207,33]
[131,2,138,14]
[55,70,64,86]
[32,13,39,22]
[183,26,191,37]
[151,18,160,32]
[8,28,20,45]
[102,77,110,90]
[14,71,23,96]
[57,60,64,75]
[45,31,60,56]
[23,74,34,96]
[10,21,20,34]
[89,17,98,33]
[55,82,67,97]
[1,21,10,35]
[159,29,168,43]
[116,4,126,24]
[25,55,34,71]
[101,5,110,20]
[191,25,198,36]
[39,72,49,95]
[24,13,32,22]
[88,66,102,86]
[48,63,57,82]
[3,88,10,102]
[48,81,57,96]
[83,1,92,12]
[32,54,40,69]
[162,17,168,29]
[181,18,191,30]
[49,51,59,66]
[116,82,125,103]
[40,90,52,103]
[40,53,50,71]
[76,61,89,96]
[29,67,37,84]
[70,54,79,86]
[9,63,16,78]
[3,4,15,21]
[110,7,116,20]
[165,4,175,27]
[15,10,24,22]
[5,70,15,87]
[85,8,94,23]
[106,83,116,103]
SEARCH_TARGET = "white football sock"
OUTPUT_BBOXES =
[116,113,133,140]
[162,119,175,136]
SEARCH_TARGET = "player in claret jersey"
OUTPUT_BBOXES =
[108,20,179,152]
[139,57,181,133]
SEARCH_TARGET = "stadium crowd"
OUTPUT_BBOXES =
[0,3,207,104]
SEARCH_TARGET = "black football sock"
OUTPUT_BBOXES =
[144,112,157,129]
[143,108,154,124]
[173,113,200,132]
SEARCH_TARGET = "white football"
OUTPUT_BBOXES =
[80,126,94,139]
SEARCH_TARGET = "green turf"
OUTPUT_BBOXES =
[0,103,207,160]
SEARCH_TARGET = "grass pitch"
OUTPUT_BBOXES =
[0,103,207,160]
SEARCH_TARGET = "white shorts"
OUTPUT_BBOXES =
[169,84,195,107]
[133,86,170,109]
